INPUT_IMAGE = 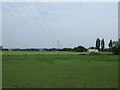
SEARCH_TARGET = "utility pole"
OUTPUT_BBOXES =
[58,41,59,50]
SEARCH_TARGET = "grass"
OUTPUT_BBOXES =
[2,51,113,55]
[2,51,118,88]
[0,52,2,89]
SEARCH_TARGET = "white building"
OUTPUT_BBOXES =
[87,49,99,53]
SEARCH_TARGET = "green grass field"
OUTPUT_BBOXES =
[2,51,118,88]
[2,51,113,55]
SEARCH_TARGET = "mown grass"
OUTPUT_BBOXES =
[2,53,118,88]
[2,51,113,55]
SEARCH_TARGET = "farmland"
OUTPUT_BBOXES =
[2,51,118,88]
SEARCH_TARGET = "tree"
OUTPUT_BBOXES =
[62,48,73,51]
[74,46,87,52]
[112,39,120,54]
[108,40,113,51]
[96,38,100,51]
[89,47,96,49]
[101,39,105,52]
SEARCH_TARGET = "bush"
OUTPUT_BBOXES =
[112,46,120,55]
[74,46,87,52]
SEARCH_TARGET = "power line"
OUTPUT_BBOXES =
[5,2,57,48]
[24,1,55,43]
[2,6,27,47]
[35,1,62,48]
[34,1,57,42]
[18,2,53,44]
[3,3,46,44]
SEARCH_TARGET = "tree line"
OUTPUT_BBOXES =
[95,38,120,54]
[1,38,120,54]
[44,46,87,52]
[95,38,112,52]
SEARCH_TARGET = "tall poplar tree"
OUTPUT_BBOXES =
[96,38,100,51]
[108,40,113,51]
[101,39,105,52]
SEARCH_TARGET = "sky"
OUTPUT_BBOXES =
[0,3,2,47]
[2,2,118,48]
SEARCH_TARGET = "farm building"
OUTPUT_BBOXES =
[87,49,99,53]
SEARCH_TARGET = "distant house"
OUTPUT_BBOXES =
[87,49,99,53]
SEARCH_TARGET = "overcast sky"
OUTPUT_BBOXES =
[0,3,2,47]
[2,2,118,48]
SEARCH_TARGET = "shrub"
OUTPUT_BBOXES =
[112,46,120,55]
